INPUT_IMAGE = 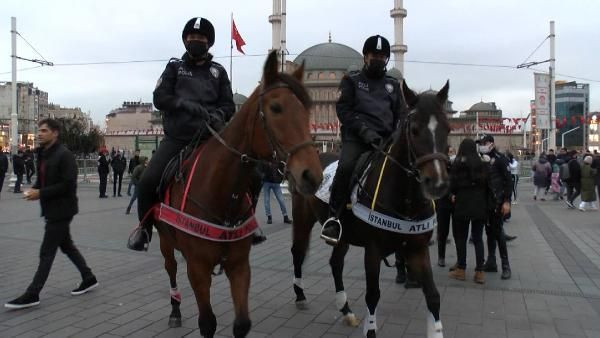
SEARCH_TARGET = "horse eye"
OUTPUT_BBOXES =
[270,103,283,114]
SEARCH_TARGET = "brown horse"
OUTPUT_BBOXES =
[290,81,451,338]
[155,51,322,338]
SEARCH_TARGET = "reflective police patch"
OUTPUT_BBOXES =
[357,81,369,92]
[177,67,192,77]
[385,83,394,93]
[210,66,220,79]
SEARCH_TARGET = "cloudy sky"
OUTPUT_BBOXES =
[1,0,599,126]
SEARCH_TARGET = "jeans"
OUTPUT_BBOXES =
[485,206,510,267]
[113,172,123,196]
[127,185,138,211]
[262,182,287,217]
[453,216,485,270]
[566,182,581,204]
[127,179,134,195]
[436,207,452,259]
[511,174,519,201]
[26,218,93,295]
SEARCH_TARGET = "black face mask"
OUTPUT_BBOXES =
[186,41,209,59]
[365,59,387,78]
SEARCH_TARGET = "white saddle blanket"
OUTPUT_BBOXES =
[315,161,338,204]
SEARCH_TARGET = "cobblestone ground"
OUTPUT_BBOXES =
[1,180,600,337]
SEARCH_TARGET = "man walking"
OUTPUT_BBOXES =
[0,151,8,198]
[24,147,35,184]
[126,156,147,214]
[127,149,140,196]
[13,150,25,193]
[111,151,126,197]
[4,118,98,309]
[97,149,109,198]
[565,150,582,208]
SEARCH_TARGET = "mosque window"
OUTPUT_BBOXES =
[306,72,313,80]
[329,72,336,79]
[318,72,325,80]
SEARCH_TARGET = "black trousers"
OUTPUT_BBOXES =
[511,174,519,201]
[26,218,93,295]
[453,216,485,270]
[0,173,5,193]
[567,182,581,203]
[99,172,108,197]
[330,141,371,215]
[113,172,123,196]
[26,165,35,183]
[436,207,452,259]
[137,137,187,225]
[14,173,23,192]
[485,207,509,267]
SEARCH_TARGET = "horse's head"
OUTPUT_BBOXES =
[251,51,322,195]
[399,80,451,199]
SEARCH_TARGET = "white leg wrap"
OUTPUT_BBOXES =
[427,312,443,338]
[363,309,377,336]
[335,291,347,310]
[293,277,304,289]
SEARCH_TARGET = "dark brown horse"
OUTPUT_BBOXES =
[155,51,322,338]
[291,81,451,337]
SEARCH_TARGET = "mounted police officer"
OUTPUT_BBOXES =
[128,17,235,251]
[478,134,513,279]
[320,35,406,244]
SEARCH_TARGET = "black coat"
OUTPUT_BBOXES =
[33,143,78,220]
[261,162,285,184]
[0,153,8,174]
[12,155,25,175]
[128,155,140,174]
[450,158,489,220]
[97,154,109,175]
[110,155,126,174]
[566,159,581,184]
[487,149,512,205]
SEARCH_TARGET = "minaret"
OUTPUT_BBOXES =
[390,0,407,74]
[269,0,282,54]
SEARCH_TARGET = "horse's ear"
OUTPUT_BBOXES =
[263,50,279,86]
[292,61,305,82]
[437,80,450,103]
[402,80,418,108]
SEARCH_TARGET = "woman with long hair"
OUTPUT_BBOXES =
[449,138,488,284]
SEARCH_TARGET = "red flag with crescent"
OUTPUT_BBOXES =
[231,18,246,54]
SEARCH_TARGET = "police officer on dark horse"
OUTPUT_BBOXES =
[321,35,405,243]
[128,17,264,251]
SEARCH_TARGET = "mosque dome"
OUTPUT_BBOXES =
[294,42,363,72]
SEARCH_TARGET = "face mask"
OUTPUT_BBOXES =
[365,58,386,78]
[449,155,456,162]
[186,41,209,59]
[479,144,492,154]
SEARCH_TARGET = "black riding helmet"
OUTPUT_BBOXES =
[182,17,215,47]
[362,35,390,58]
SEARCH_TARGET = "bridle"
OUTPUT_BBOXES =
[373,110,449,183]
[206,82,314,168]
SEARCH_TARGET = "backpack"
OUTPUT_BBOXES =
[559,162,570,180]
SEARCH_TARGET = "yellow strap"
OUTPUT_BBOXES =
[371,144,393,210]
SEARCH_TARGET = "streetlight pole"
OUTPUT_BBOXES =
[548,21,556,150]
[10,17,18,154]
[561,126,580,149]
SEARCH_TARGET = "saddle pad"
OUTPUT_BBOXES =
[315,161,338,203]
[351,202,437,234]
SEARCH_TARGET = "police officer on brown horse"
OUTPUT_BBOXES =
[128,17,235,251]
[321,35,406,244]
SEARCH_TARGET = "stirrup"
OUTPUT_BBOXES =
[320,217,342,245]
[127,227,150,251]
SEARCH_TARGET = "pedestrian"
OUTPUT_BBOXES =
[4,119,98,310]
[532,154,551,201]
[478,135,512,280]
[551,160,562,200]
[127,149,140,196]
[97,148,109,198]
[558,148,570,199]
[110,150,126,197]
[13,149,25,193]
[436,145,454,267]
[128,17,236,251]
[320,34,406,244]
[24,148,35,184]
[579,156,598,211]
[565,150,582,209]
[507,152,519,204]
[448,138,487,284]
[260,161,292,225]
[592,151,600,204]
[126,156,147,214]
[0,151,8,198]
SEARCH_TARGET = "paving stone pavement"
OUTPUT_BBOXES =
[1,181,600,337]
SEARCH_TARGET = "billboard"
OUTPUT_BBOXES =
[534,73,550,129]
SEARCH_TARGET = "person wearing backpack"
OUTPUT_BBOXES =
[565,150,582,209]
[532,155,551,201]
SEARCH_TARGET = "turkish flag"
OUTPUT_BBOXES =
[231,18,246,54]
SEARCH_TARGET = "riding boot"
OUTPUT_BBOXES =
[127,222,152,251]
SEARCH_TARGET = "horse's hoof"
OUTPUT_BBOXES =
[343,313,360,327]
[168,317,182,328]
[295,299,308,310]
[366,329,377,338]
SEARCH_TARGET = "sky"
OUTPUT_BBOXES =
[1,0,599,127]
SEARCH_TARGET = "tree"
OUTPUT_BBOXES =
[56,118,104,156]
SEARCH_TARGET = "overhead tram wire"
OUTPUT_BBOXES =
[16,31,51,64]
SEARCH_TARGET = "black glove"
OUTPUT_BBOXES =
[209,114,226,132]
[359,127,382,147]
[178,100,209,120]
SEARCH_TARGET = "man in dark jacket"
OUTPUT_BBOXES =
[110,151,126,197]
[24,148,35,184]
[320,35,406,244]
[565,150,582,208]
[128,17,235,251]
[478,134,513,279]
[97,149,109,198]
[13,150,25,193]
[4,118,97,310]
[127,149,140,196]
[0,151,8,198]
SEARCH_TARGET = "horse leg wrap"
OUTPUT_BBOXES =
[170,288,182,304]
[427,312,443,338]
[363,309,377,336]
[335,291,347,311]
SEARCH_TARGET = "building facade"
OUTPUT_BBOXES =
[103,101,162,156]
[0,82,48,150]
[46,103,94,131]
[555,81,590,149]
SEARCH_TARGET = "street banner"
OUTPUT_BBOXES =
[534,73,550,129]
